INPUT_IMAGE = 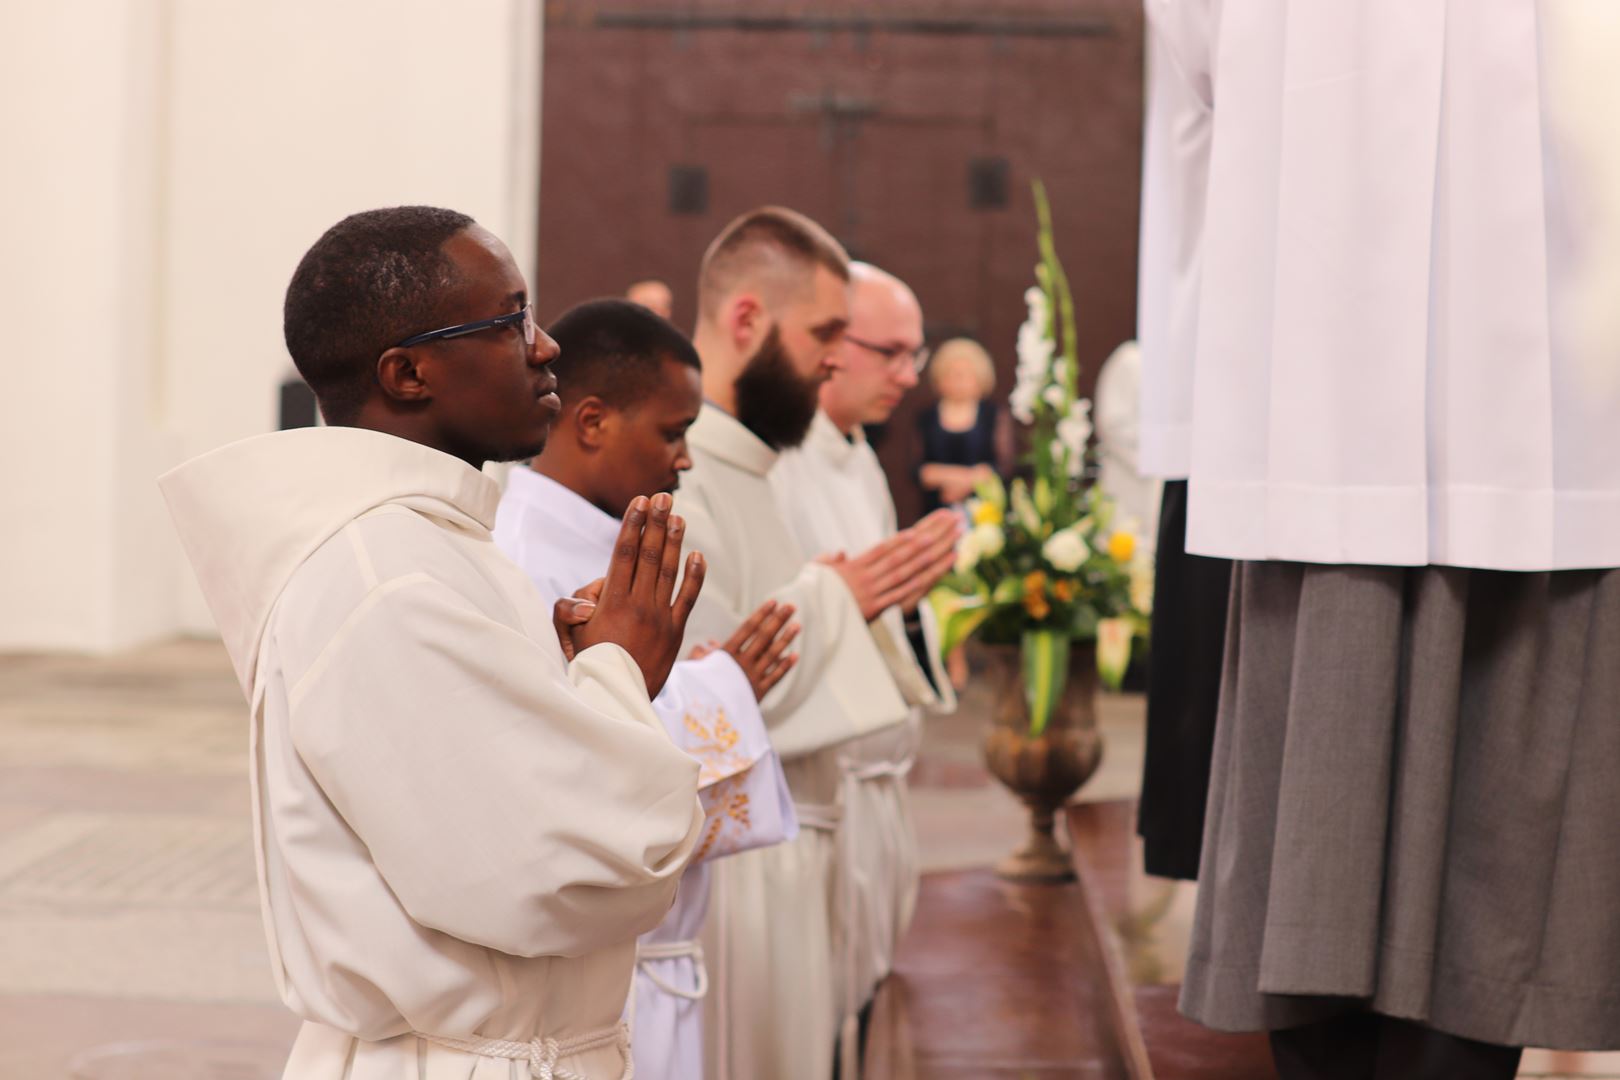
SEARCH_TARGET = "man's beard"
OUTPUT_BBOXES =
[734,327,822,450]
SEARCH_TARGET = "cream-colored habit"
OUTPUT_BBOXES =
[772,410,956,1077]
[160,427,705,1080]
[675,404,909,1080]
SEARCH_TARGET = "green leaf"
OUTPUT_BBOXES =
[991,575,1025,606]
[1022,628,1071,737]
[1096,617,1133,691]
[930,586,994,657]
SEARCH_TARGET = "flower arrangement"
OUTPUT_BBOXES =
[932,181,1152,735]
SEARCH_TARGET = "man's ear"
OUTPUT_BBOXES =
[574,395,614,450]
[725,293,768,355]
[376,347,432,404]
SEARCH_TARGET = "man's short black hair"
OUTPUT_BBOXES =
[283,206,476,424]
[547,299,702,411]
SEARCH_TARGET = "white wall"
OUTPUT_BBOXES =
[1,0,542,651]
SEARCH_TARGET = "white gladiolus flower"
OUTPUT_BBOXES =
[1024,285,1049,326]
[1056,398,1093,476]
[1042,384,1067,410]
[1042,527,1089,572]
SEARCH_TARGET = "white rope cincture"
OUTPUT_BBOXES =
[636,939,709,1000]
[792,800,842,832]
[417,1021,633,1080]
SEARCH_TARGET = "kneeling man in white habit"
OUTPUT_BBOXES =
[161,207,706,1080]
[771,262,958,1077]
[494,298,801,1080]
[677,207,962,1080]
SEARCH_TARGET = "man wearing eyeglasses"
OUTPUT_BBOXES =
[769,262,958,1079]
[160,206,708,1080]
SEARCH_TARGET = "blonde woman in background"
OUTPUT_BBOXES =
[915,338,1012,512]
[916,337,1013,686]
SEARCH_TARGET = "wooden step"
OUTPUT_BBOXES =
[865,868,1135,1078]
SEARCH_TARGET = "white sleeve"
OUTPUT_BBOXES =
[287,575,704,959]
[677,496,908,762]
[1138,0,1216,480]
[655,652,799,863]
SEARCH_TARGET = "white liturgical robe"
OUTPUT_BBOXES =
[676,403,909,1080]
[1138,0,1215,483]
[772,411,956,1075]
[492,466,797,1080]
[1149,1,1620,570]
[160,427,705,1080]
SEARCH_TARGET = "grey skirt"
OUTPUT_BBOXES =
[1179,562,1620,1050]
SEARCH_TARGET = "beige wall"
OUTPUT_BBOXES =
[1,0,542,651]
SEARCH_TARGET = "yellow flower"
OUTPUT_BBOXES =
[971,500,1003,526]
[1022,571,1051,620]
[1107,530,1136,563]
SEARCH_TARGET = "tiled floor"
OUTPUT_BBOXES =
[1,639,1616,1079]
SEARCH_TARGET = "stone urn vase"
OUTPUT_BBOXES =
[981,632,1104,882]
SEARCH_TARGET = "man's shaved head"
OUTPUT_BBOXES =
[821,261,927,431]
[696,206,850,322]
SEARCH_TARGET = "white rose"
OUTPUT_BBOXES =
[954,532,981,575]
[972,522,1005,560]
[1042,527,1089,573]
[1130,551,1155,615]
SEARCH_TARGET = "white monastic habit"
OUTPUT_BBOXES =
[1165,1,1620,571]
[1093,341,1162,550]
[771,410,955,1077]
[675,403,910,1080]
[492,466,798,1080]
[159,427,706,1080]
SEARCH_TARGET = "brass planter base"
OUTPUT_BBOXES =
[995,804,1077,882]
[982,643,1104,883]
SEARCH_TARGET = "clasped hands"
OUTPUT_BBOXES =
[551,492,800,701]
[817,508,963,621]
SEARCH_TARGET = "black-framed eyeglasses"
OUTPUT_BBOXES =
[845,333,931,374]
[396,303,537,348]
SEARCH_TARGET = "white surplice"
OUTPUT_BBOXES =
[1138,0,1216,483]
[771,411,955,1077]
[1157,1,1620,570]
[159,427,706,1080]
[492,466,798,1080]
[674,404,910,1080]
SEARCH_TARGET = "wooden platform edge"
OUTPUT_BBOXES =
[1065,806,1158,1080]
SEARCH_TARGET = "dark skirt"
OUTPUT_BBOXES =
[1180,562,1620,1049]
[1137,479,1233,880]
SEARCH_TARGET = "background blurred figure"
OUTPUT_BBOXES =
[1092,339,1161,551]
[627,279,675,320]
[915,338,1012,514]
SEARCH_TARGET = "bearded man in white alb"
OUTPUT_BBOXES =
[161,207,707,1080]
[675,207,960,1080]
[770,262,958,1078]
